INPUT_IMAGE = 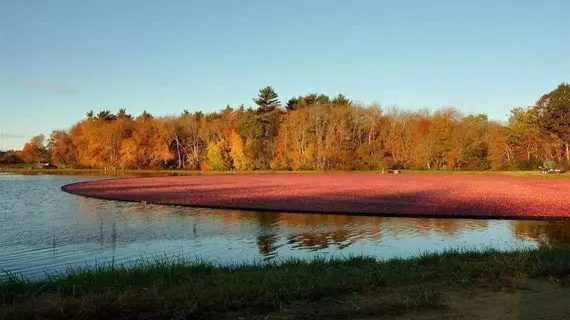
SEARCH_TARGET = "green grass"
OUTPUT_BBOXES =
[3,247,570,319]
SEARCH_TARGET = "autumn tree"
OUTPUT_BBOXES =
[21,134,48,164]
[48,130,78,167]
[0,150,24,164]
[121,114,172,169]
[179,111,207,169]
[19,84,569,172]
[274,108,310,169]
[205,140,230,171]
[229,130,249,170]
[164,116,187,169]
[451,114,490,170]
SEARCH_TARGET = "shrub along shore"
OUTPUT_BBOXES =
[2,247,570,319]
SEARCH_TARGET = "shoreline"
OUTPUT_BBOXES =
[3,167,570,178]
[3,247,570,319]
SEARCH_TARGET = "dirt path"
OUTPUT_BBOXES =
[440,279,570,320]
[63,173,570,219]
[257,278,570,319]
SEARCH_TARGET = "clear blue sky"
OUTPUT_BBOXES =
[1,0,569,150]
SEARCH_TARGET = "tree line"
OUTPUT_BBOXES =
[2,83,569,171]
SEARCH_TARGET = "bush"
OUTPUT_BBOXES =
[514,159,543,171]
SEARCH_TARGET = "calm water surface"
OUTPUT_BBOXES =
[1,174,570,278]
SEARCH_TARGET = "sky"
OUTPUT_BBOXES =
[1,0,569,150]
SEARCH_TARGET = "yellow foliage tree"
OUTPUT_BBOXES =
[229,131,249,170]
[205,140,229,171]
[120,138,137,169]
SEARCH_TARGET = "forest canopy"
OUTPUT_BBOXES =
[5,83,570,171]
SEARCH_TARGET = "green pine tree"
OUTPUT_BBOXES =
[254,86,280,114]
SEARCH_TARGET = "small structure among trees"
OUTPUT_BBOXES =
[42,163,58,169]
[539,160,564,174]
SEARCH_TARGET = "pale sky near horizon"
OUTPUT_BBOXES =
[1,0,569,150]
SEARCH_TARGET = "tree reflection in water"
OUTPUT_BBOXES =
[514,221,570,247]
[248,212,491,256]
[251,212,282,259]
[73,195,570,259]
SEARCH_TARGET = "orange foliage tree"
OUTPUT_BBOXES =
[12,83,568,171]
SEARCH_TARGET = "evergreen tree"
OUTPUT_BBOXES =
[286,97,298,111]
[332,94,351,106]
[138,110,154,121]
[253,86,281,168]
[117,108,132,119]
[97,110,117,121]
[254,86,280,114]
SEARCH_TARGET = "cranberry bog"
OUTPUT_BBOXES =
[62,173,570,220]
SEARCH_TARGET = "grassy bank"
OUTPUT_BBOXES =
[3,247,570,319]
[2,166,569,179]
[0,167,309,176]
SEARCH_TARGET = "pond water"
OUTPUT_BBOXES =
[1,174,570,279]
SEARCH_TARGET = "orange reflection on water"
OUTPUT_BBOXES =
[513,221,570,247]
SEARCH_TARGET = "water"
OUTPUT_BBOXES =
[1,174,569,279]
